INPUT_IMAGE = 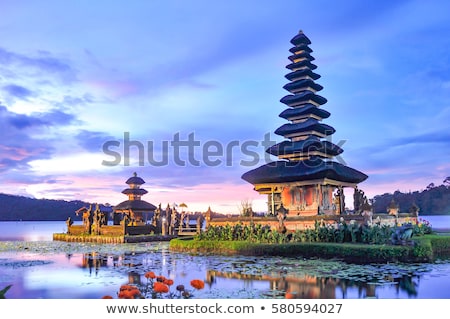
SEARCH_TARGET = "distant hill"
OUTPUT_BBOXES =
[0,178,449,220]
[0,193,92,221]
[371,179,450,215]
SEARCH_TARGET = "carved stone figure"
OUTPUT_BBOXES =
[276,204,288,233]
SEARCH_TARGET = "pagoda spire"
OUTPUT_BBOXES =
[268,31,342,162]
[241,30,368,216]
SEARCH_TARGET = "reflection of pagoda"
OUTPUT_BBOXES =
[113,172,157,225]
[242,30,368,216]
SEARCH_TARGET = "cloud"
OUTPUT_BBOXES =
[0,104,77,172]
[75,130,116,152]
[2,84,34,99]
[391,130,450,147]
[2,106,76,129]
[0,47,76,82]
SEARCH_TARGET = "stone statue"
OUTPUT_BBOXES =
[391,223,413,245]
[360,198,373,225]
[333,190,341,214]
[92,204,102,235]
[276,204,288,233]
[66,217,73,233]
[170,208,178,235]
[353,187,366,214]
[153,204,161,229]
[82,205,93,234]
[334,187,346,214]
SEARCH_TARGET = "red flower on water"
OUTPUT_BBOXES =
[153,281,169,294]
[164,279,174,286]
[118,284,141,299]
[190,279,205,290]
[102,295,113,299]
[144,271,156,279]
[285,292,295,299]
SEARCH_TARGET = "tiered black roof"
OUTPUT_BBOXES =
[279,104,330,121]
[242,159,367,185]
[122,188,148,196]
[114,172,156,212]
[125,173,145,185]
[242,30,368,185]
[266,137,343,158]
[114,200,156,211]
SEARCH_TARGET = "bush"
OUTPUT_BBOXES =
[198,220,404,245]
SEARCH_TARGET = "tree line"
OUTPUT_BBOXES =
[0,193,90,221]
[0,177,449,221]
[371,177,450,215]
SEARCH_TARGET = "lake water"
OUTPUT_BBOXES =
[0,216,449,299]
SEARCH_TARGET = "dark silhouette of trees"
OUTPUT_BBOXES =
[372,178,450,215]
[0,193,91,221]
[1,177,449,220]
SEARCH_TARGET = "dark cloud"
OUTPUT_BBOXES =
[0,47,76,82]
[0,104,77,172]
[0,172,62,185]
[76,130,116,152]
[2,106,76,129]
[2,84,34,99]
[391,131,450,147]
[347,128,450,183]
[7,112,46,129]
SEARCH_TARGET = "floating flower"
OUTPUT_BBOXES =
[190,279,205,290]
[164,279,174,286]
[144,271,156,279]
[118,284,141,299]
[102,295,114,299]
[285,292,295,299]
[153,282,169,294]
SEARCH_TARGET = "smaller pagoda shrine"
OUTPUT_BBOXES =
[113,172,157,225]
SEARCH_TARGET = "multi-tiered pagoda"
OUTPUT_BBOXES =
[113,172,157,224]
[242,30,368,216]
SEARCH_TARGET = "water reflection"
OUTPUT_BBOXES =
[205,270,419,299]
[73,251,421,299]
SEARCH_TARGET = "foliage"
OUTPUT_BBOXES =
[102,271,205,299]
[0,193,92,221]
[238,199,254,217]
[372,178,450,215]
[171,234,450,263]
[411,218,433,236]
[427,235,450,257]
[411,237,434,261]
[196,219,431,246]
[0,285,12,299]
[170,239,417,263]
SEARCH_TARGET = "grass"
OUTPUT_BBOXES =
[169,234,450,263]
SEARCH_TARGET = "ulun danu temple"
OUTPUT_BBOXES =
[242,30,368,217]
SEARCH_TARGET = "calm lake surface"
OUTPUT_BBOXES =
[0,216,449,299]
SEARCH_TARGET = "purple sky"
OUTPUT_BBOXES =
[1,0,449,213]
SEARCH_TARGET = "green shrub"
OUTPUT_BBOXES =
[0,285,12,299]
